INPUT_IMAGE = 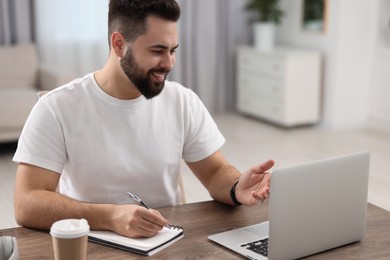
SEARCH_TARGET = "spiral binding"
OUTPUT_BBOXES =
[166,224,183,231]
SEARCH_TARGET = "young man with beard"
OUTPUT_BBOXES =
[13,0,274,238]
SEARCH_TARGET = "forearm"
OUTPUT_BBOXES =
[187,151,242,206]
[206,164,241,206]
[15,189,115,231]
[14,163,168,238]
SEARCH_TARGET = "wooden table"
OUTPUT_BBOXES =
[1,200,390,259]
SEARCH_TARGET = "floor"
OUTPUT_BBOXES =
[1,113,390,230]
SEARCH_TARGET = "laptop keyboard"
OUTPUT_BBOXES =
[240,238,268,257]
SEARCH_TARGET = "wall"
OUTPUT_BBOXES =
[34,0,108,78]
[369,0,390,129]
[276,0,382,129]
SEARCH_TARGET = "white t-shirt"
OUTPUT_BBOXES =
[13,73,225,207]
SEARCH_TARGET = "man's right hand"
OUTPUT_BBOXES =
[110,205,169,238]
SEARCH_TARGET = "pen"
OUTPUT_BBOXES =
[127,192,151,209]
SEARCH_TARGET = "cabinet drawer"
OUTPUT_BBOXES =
[238,72,284,101]
[238,51,285,77]
[236,46,321,126]
[237,93,284,123]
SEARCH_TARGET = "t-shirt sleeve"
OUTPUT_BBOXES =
[182,90,225,162]
[13,98,67,174]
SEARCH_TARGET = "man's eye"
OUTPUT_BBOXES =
[170,49,176,54]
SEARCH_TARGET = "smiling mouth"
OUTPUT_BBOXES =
[151,72,166,82]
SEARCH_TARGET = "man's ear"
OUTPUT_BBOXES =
[111,32,126,58]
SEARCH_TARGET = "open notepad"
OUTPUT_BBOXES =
[88,226,184,256]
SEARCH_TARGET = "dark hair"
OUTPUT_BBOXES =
[108,0,181,48]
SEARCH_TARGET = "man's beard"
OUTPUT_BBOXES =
[120,47,169,99]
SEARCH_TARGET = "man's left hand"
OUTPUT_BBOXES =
[235,160,275,206]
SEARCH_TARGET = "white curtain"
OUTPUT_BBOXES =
[33,0,251,112]
[172,0,250,113]
[0,0,33,45]
[33,0,109,77]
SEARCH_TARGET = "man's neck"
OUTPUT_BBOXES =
[94,58,142,100]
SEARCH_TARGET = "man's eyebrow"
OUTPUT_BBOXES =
[150,44,179,50]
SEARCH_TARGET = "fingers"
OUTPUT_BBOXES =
[249,171,271,205]
[251,159,275,174]
[252,186,270,200]
[136,208,168,235]
[147,209,169,228]
[113,205,168,238]
[248,186,270,207]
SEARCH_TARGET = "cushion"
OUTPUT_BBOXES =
[0,88,37,129]
[0,44,38,89]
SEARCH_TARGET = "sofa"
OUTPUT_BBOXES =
[0,44,73,143]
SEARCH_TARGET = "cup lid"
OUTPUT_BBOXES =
[50,219,90,239]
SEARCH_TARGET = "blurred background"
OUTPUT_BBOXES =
[1,0,390,229]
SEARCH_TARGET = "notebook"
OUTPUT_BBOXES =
[89,225,183,256]
[209,151,370,260]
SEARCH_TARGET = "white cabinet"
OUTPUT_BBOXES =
[236,47,321,127]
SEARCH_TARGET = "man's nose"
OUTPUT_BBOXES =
[160,52,175,70]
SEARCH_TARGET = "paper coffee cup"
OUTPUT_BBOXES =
[50,219,90,260]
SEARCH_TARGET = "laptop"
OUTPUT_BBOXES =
[208,151,370,260]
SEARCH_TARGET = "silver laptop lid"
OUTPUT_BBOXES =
[268,151,370,259]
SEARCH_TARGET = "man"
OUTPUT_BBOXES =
[13,0,274,238]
